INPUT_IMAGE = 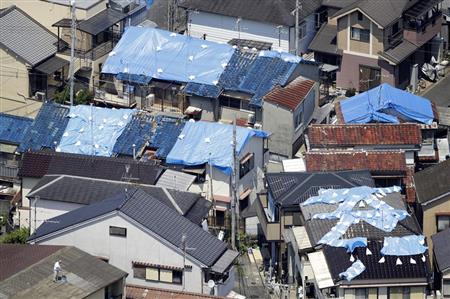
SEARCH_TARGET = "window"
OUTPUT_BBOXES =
[388,287,410,299]
[239,153,254,178]
[351,27,370,42]
[443,279,450,296]
[437,215,450,232]
[357,11,363,21]
[299,22,307,40]
[295,111,303,129]
[355,288,367,299]
[392,22,399,34]
[219,95,251,111]
[109,226,127,237]
[133,264,183,285]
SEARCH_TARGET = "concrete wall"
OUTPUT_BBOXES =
[37,214,206,294]
[86,288,105,299]
[18,177,40,228]
[188,11,290,51]
[189,96,217,121]
[30,199,83,233]
[288,13,318,54]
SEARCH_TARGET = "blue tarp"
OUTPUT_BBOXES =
[18,102,70,153]
[339,260,366,282]
[381,235,427,256]
[57,105,135,156]
[166,121,269,174]
[102,26,235,85]
[113,112,155,156]
[0,113,32,145]
[152,116,185,159]
[340,83,434,124]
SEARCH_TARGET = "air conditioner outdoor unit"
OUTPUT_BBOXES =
[35,91,46,101]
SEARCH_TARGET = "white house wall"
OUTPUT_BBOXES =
[188,11,290,52]
[18,177,40,229]
[30,199,83,233]
[36,214,205,294]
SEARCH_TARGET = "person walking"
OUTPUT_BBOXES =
[53,260,62,282]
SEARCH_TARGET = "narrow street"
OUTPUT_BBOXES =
[235,254,271,299]
[422,74,450,107]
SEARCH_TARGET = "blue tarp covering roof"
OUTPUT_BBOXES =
[340,83,434,124]
[0,113,33,145]
[18,102,70,153]
[102,26,235,85]
[339,260,366,282]
[57,105,135,156]
[381,235,427,256]
[184,49,300,107]
[166,121,269,174]
[152,116,185,159]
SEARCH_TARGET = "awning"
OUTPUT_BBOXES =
[0,143,18,154]
[282,158,306,172]
[292,226,312,250]
[240,188,252,200]
[307,251,335,289]
[77,8,127,36]
[210,249,239,273]
[214,194,231,203]
[35,56,69,74]
[156,169,195,191]
[319,63,339,73]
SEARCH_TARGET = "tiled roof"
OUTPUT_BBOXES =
[431,228,450,272]
[126,285,223,299]
[0,245,127,298]
[0,113,33,145]
[18,150,163,185]
[308,23,338,55]
[380,39,418,64]
[30,189,229,267]
[178,0,321,27]
[27,175,209,224]
[264,77,315,111]
[308,124,422,147]
[305,151,407,173]
[414,159,450,205]
[266,170,374,207]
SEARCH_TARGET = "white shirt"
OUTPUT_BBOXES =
[54,261,61,272]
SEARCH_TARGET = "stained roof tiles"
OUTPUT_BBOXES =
[264,77,315,111]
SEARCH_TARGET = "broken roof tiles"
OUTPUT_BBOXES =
[264,77,315,111]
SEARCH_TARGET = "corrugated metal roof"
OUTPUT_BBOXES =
[31,189,228,267]
[307,250,335,289]
[0,113,33,145]
[35,56,69,74]
[77,8,127,36]
[210,249,239,273]
[292,226,312,250]
[0,6,57,66]
[156,169,196,191]
[17,102,70,153]
[282,158,306,172]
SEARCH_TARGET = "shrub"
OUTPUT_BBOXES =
[0,227,30,244]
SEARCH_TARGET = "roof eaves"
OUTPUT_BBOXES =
[333,6,385,29]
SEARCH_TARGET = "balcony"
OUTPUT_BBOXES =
[255,193,281,241]
[404,6,442,47]
[93,87,136,108]
[387,30,404,50]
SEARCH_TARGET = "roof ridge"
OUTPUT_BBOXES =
[161,188,183,214]
[28,175,65,197]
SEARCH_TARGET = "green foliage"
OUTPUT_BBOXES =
[54,86,70,104]
[53,86,93,105]
[75,89,93,104]
[0,227,30,244]
[345,88,356,97]
[237,232,256,254]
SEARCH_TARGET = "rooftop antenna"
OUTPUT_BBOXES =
[181,234,196,291]
[69,0,76,106]
[121,164,140,197]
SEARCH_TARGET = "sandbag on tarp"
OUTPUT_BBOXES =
[57,105,135,156]
[166,121,269,175]
[339,260,366,281]
[381,235,427,256]
[102,26,235,85]
[340,83,434,124]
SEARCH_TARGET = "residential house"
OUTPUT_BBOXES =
[285,187,430,299]
[178,0,322,54]
[307,123,427,202]
[17,150,163,228]
[0,244,127,299]
[0,6,69,114]
[442,0,450,51]
[29,189,238,296]
[413,159,450,266]
[127,284,221,299]
[255,170,375,275]
[262,77,318,159]
[26,174,210,232]
[309,0,443,91]
[431,228,450,298]
[165,121,269,228]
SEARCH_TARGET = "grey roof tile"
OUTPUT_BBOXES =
[431,228,450,272]
[414,159,450,205]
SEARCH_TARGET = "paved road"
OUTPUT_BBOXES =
[235,254,271,299]
[422,75,450,106]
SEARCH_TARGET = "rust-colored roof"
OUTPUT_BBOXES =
[305,151,407,173]
[126,285,223,299]
[308,124,422,147]
[264,77,315,111]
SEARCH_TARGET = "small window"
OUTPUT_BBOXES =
[392,22,399,34]
[134,265,183,285]
[437,215,450,232]
[109,226,127,237]
[239,153,255,178]
[351,27,370,43]
[357,11,363,21]
[299,22,307,40]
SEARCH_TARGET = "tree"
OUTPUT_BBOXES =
[0,227,29,244]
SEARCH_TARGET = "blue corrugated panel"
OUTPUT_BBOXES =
[183,82,222,98]
[113,112,155,156]
[18,102,70,152]
[152,116,185,159]
[0,113,33,145]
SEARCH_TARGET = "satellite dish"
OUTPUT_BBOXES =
[207,280,215,289]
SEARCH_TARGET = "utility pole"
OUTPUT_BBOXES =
[69,0,76,106]
[209,153,216,227]
[294,0,301,56]
[181,234,195,291]
[231,118,237,250]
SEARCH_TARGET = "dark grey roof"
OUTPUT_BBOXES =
[228,39,272,51]
[178,0,322,27]
[266,170,375,207]
[156,169,196,191]
[0,245,127,298]
[332,0,420,28]
[19,150,163,185]
[379,40,418,65]
[321,0,359,8]
[210,249,239,273]
[324,241,429,284]
[414,159,450,205]
[78,8,127,36]
[308,23,338,55]
[0,6,57,66]
[28,175,210,224]
[30,189,229,267]
[431,228,450,272]
[35,56,69,74]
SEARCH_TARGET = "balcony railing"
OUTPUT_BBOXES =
[404,12,442,32]
[255,194,281,241]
